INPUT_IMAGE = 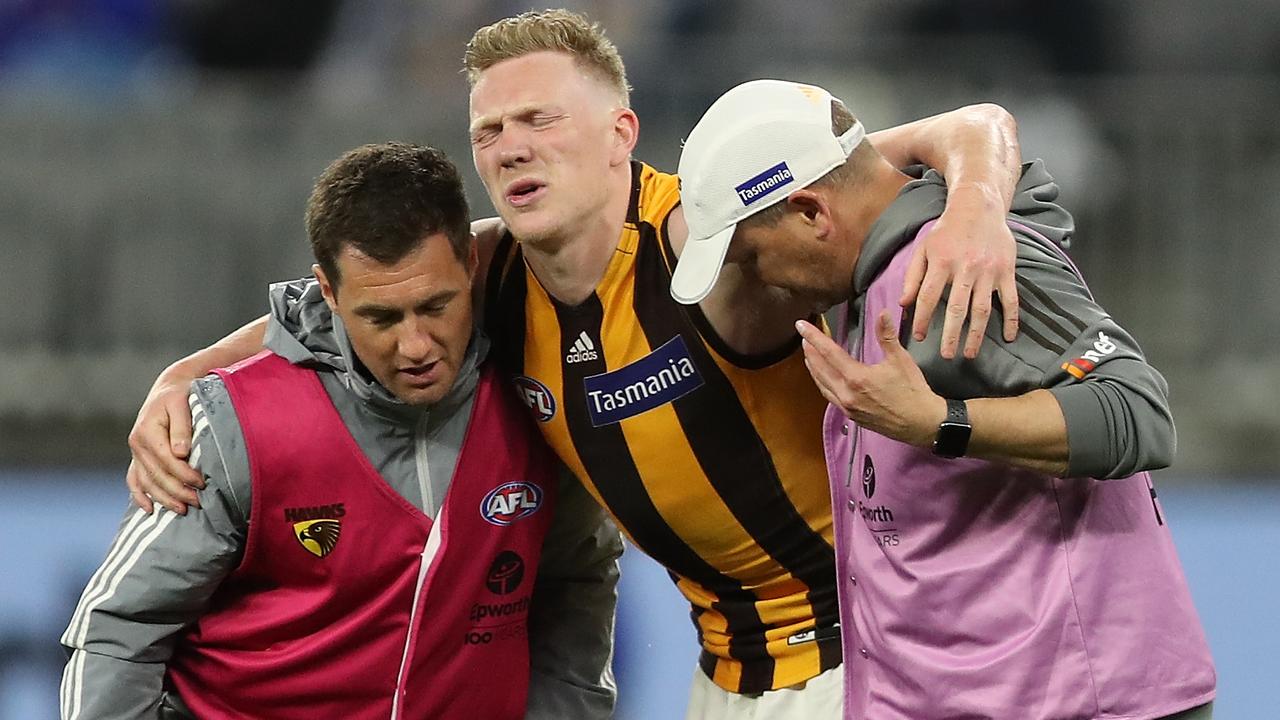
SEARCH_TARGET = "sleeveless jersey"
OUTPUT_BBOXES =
[167,352,557,719]
[825,222,1215,718]
[485,161,839,693]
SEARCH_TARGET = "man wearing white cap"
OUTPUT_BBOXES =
[673,80,1216,720]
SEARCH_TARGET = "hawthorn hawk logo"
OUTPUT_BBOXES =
[293,519,341,558]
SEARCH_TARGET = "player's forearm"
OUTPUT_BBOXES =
[168,316,268,379]
[869,103,1021,210]
[964,389,1069,475]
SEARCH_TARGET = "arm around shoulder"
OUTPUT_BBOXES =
[127,314,268,513]
[870,104,1025,357]
[169,315,270,380]
[868,102,1020,204]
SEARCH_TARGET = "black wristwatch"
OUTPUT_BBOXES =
[932,398,972,458]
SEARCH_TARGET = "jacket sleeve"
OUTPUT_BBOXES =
[524,467,624,720]
[910,231,1176,479]
[59,377,250,720]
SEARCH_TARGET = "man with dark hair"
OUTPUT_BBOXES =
[60,143,621,720]
[306,143,474,283]
[673,80,1216,720]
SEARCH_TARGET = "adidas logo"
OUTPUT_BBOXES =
[565,331,600,364]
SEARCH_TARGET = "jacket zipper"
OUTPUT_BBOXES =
[414,412,434,516]
[391,413,442,720]
[390,518,443,719]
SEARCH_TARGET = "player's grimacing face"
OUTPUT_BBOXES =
[468,51,624,244]
[318,233,477,407]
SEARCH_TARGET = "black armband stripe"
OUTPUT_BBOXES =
[1016,288,1078,349]
[1015,276,1090,334]
[1016,317,1068,355]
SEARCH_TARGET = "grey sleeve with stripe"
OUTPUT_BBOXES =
[524,467,623,720]
[59,377,249,720]
[908,234,1176,479]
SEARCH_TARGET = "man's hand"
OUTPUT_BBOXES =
[865,102,1021,358]
[796,312,946,447]
[123,315,270,513]
[126,364,204,514]
[899,182,1018,360]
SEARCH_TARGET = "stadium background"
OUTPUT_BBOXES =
[1,1,1277,717]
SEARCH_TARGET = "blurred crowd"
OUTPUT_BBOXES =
[2,1,1279,473]
[5,1,1280,90]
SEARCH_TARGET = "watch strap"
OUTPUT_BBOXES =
[932,398,972,458]
[944,398,968,425]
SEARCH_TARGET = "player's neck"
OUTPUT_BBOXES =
[844,164,912,249]
[521,167,633,306]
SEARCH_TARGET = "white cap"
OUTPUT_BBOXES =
[671,79,864,305]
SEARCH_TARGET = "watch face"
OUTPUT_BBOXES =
[933,421,972,459]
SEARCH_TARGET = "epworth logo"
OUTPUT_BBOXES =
[485,551,526,595]
[480,481,544,526]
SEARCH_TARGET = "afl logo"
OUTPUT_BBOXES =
[862,455,876,499]
[513,376,556,422]
[481,481,544,526]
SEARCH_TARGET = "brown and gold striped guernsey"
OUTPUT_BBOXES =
[484,161,840,693]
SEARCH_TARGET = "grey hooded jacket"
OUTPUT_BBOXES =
[59,279,623,720]
[849,160,1175,478]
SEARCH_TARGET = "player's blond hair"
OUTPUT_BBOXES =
[464,9,631,106]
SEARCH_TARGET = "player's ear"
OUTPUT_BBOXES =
[784,190,834,240]
[314,264,339,310]
[609,107,639,166]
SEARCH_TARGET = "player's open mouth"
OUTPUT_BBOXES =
[399,361,440,387]
[505,179,546,207]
